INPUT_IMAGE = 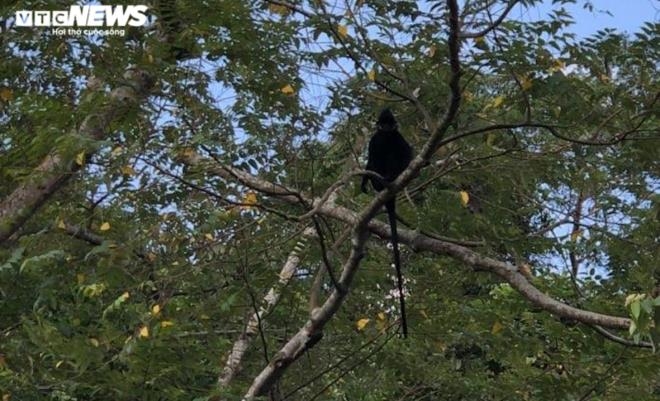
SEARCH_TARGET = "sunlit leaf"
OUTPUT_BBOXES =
[139,325,149,338]
[121,165,136,176]
[337,24,348,39]
[460,190,470,207]
[75,151,85,166]
[280,84,295,95]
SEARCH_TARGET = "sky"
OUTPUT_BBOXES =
[528,0,660,37]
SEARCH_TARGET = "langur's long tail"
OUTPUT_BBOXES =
[386,198,408,338]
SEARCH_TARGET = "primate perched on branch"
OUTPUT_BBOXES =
[361,108,413,338]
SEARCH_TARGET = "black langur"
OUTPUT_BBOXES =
[361,108,413,338]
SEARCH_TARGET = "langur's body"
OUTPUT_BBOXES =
[361,109,413,338]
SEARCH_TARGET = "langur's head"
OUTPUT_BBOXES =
[377,108,397,130]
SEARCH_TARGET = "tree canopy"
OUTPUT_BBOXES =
[0,1,658,400]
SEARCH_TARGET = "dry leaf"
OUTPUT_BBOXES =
[491,95,504,108]
[356,318,370,331]
[459,190,470,207]
[75,151,85,166]
[268,3,289,15]
[138,325,149,338]
[337,24,348,39]
[242,191,258,210]
[121,165,136,176]
[280,84,295,95]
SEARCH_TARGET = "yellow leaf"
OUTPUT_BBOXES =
[99,222,110,231]
[419,309,429,320]
[367,69,376,81]
[474,36,489,50]
[120,291,130,301]
[121,165,136,176]
[0,87,13,102]
[161,320,174,328]
[337,24,348,39]
[181,148,196,158]
[204,233,214,241]
[491,320,504,335]
[111,146,123,157]
[377,312,386,321]
[89,338,100,347]
[570,229,581,242]
[520,75,533,91]
[624,293,644,306]
[76,273,85,284]
[356,318,370,331]
[242,191,258,210]
[75,151,85,166]
[268,3,289,15]
[280,84,295,95]
[55,360,64,368]
[549,58,565,72]
[138,325,149,338]
[459,191,470,207]
[491,95,504,108]
[2,395,8,401]
[151,304,161,315]
[57,219,66,229]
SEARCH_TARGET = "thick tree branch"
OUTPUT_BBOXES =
[218,227,316,387]
[0,70,154,243]
[188,156,631,332]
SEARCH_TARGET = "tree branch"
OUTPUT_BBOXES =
[0,69,154,243]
